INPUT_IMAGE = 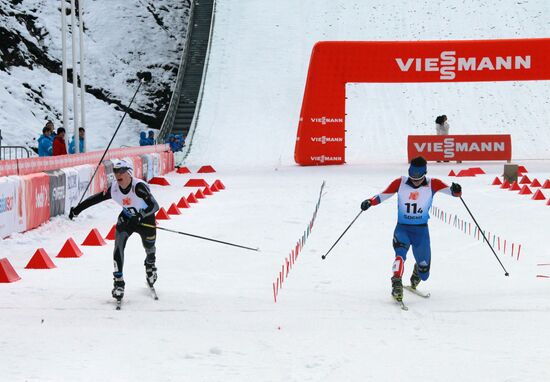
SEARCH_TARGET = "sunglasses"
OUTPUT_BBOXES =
[113,168,128,175]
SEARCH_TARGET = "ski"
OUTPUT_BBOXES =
[392,297,408,310]
[404,286,430,298]
[149,286,159,300]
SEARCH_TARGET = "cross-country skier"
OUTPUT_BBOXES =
[360,156,462,302]
[68,159,160,301]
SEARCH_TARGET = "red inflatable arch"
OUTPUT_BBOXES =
[294,38,550,166]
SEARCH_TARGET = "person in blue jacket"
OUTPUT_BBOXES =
[37,127,53,156]
[139,132,149,146]
[69,128,85,154]
[147,130,155,145]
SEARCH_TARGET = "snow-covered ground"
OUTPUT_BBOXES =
[0,0,189,150]
[1,1,550,381]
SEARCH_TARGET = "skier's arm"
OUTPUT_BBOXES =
[69,187,112,219]
[135,182,159,218]
[431,178,462,197]
[361,178,402,210]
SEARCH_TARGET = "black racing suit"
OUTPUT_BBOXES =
[72,181,160,278]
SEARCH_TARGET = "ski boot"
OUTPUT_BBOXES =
[410,264,421,290]
[391,276,403,302]
[112,277,125,300]
[145,262,157,287]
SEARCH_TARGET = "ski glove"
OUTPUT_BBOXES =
[361,199,372,211]
[69,206,80,220]
[451,182,462,196]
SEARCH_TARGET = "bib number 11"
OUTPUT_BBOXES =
[404,203,423,214]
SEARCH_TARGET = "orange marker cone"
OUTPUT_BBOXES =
[57,238,83,258]
[184,179,209,187]
[197,165,216,173]
[25,249,56,269]
[532,189,546,200]
[203,185,213,196]
[543,180,550,189]
[210,183,220,192]
[187,193,198,203]
[105,225,116,240]
[518,185,532,195]
[149,177,171,186]
[519,175,531,184]
[0,258,21,283]
[491,177,502,185]
[500,180,510,189]
[195,189,206,199]
[531,178,542,187]
[177,196,191,208]
[81,228,107,246]
[156,207,171,220]
[509,182,521,191]
[448,170,456,176]
[167,203,181,215]
[176,167,191,174]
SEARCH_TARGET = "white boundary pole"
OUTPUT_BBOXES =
[70,0,79,153]
[78,0,85,153]
[61,0,68,137]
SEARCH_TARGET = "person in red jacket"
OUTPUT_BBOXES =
[52,127,67,156]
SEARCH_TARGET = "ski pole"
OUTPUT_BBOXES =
[140,223,260,252]
[459,196,509,276]
[76,72,151,205]
[322,210,363,260]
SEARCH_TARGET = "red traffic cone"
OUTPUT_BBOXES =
[518,165,528,173]
[448,170,456,176]
[491,177,502,185]
[184,179,209,187]
[25,248,56,269]
[82,228,107,246]
[198,165,216,173]
[177,196,191,208]
[149,177,171,186]
[210,182,220,192]
[105,225,116,240]
[509,181,521,191]
[543,180,550,189]
[176,167,191,174]
[57,238,83,258]
[156,207,171,220]
[519,175,531,184]
[203,185,213,196]
[0,258,21,283]
[469,167,485,175]
[531,178,542,187]
[214,179,226,190]
[500,180,511,189]
[519,185,532,195]
[457,169,475,177]
[547,199,550,206]
[167,203,181,215]
[187,193,198,203]
[532,189,546,200]
[195,189,206,199]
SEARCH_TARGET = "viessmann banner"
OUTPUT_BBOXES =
[407,135,512,162]
[294,38,550,166]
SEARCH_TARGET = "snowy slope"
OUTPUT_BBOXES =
[187,0,550,166]
[0,0,189,150]
[1,1,550,381]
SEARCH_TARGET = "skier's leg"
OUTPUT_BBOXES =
[391,224,411,300]
[112,222,131,299]
[411,226,431,281]
[136,217,157,286]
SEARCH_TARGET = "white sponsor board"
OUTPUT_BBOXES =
[61,167,80,213]
[0,177,19,238]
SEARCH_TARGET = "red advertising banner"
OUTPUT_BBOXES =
[294,38,550,165]
[0,144,172,177]
[22,173,50,231]
[407,135,512,162]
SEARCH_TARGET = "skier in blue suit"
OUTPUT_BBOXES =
[360,156,462,302]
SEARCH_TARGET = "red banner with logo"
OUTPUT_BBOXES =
[22,173,50,231]
[294,38,550,165]
[407,135,512,162]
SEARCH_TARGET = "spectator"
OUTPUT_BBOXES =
[37,127,53,157]
[175,134,184,151]
[52,127,68,156]
[147,130,155,145]
[69,127,85,154]
[435,115,450,135]
[139,132,149,146]
[45,120,56,139]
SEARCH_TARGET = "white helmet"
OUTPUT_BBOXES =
[112,159,133,175]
